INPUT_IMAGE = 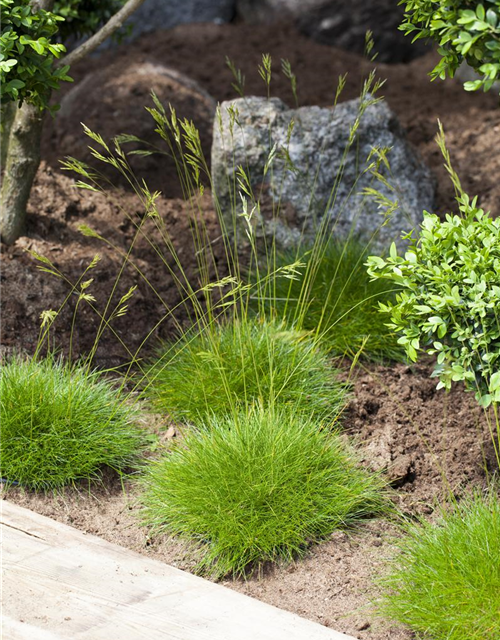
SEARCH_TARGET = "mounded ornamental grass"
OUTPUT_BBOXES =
[146,317,347,424]
[254,238,404,362]
[141,406,387,578]
[0,356,145,490]
[381,491,500,640]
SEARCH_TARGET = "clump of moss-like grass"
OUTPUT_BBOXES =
[381,490,500,640]
[146,317,347,424]
[0,355,145,490]
[253,238,404,362]
[140,406,387,578]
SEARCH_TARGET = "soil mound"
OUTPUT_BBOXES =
[45,61,216,198]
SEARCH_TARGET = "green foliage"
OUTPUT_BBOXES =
[0,0,126,110]
[381,491,500,640]
[254,238,404,362]
[141,407,387,578]
[146,317,347,424]
[400,0,500,92]
[0,0,70,109]
[367,190,500,407]
[0,355,145,490]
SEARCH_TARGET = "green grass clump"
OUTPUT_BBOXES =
[0,356,145,490]
[146,317,347,424]
[141,407,386,577]
[381,491,500,640]
[254,239,404,362]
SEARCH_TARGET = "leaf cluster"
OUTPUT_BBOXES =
[367,193,500,407]
[0,0,70,109]
[0,0,126,110]
[400,0,500,92]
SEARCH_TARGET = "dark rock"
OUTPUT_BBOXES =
[82,0,236,51]
[236,0,428,63]
[55,62,216,197]
[128,0,236,38]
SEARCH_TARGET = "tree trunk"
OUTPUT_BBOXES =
[0,0,145,245]
[0,0,53,244]
[0,102,44,244]
[1,102,17,172]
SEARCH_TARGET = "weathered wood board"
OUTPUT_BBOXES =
[1,501,357,640]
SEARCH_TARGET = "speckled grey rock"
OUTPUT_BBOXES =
[211,96,435,252]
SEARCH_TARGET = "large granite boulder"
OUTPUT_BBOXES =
[211,96,435,251]
[236,0,428,63]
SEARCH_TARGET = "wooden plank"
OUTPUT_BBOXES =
[3,617,66,640]
[0,615,64,640]
[1,501,357,640]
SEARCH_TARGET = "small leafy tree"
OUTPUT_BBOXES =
[399,0,500,92]
[0,0,147,244]
[0,1,69,110]
[367,128,500,410]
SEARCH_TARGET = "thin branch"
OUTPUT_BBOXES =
[57,0,148,68]
[31,0,55,11]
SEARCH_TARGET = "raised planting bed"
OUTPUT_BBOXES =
[3,360,496,640]
[2,14,500,640]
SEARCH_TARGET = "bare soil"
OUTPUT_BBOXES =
[2,20,500,640]
[4,361,495,640]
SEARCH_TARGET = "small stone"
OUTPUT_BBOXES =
[356,620,371,631]
[165,426,177,440]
